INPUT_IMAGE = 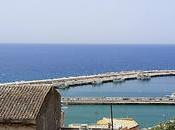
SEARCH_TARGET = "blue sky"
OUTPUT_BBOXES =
[0,0,175,44]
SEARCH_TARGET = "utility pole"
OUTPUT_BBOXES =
[110,103,114,130]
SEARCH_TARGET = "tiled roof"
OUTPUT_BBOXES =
[97,117,139,129]
[0,85,52,122]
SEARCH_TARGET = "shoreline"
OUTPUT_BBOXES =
[1,70,175,88]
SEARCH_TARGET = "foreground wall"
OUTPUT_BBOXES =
[37,88,61,130]
[0,124,36,130]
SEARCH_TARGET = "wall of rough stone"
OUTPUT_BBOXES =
[0,124,36,130]
[36,87,61,130]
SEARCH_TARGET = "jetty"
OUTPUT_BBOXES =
[61,97,175,105]
[1,70,175,88]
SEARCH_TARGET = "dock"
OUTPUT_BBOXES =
[1,70,175,89]
[61,97,175,105]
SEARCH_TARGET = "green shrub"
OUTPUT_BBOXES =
[150,120,175,130]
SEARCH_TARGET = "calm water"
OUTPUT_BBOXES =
[61,76,175,128]
[59,76,175,97]
[0,44,175,128]
[64,105,175,128]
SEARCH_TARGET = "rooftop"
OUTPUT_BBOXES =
[0,84,53,123]
[97,117,139,129]
[69,117,139,129]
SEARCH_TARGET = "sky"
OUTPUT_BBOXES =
[0,0,175,44]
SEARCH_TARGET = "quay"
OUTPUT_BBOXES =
[61,97,175,105]
[1,70,175,88]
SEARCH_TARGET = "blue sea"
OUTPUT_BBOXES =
[0,44,175,83]
[1,44,175,128]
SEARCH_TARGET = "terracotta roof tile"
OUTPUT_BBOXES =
[0,85,52,121]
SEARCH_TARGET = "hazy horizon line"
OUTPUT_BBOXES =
[0,43,175,45]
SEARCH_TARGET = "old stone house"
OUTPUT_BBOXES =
[0,84,61,130]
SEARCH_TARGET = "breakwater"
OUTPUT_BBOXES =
[1,70,175,88]
[61,97,175,105]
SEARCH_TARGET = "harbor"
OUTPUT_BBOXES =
[1,70,175,89]
[61,96,175,105]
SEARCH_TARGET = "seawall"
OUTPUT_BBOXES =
[1,70,175,88]
[61,97,175,105]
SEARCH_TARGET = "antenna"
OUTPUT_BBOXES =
[110,103,114,130]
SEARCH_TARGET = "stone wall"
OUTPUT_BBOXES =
[0,124,36,130]
[37,87,61,130]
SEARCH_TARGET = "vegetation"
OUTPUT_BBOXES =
[150,120,175,130]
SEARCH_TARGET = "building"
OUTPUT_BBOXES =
[68,117,139,130]
[0,84,61,130]
[96,117,139,130]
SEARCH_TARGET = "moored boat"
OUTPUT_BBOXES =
[113,78,125,83]
[170,92,175,98]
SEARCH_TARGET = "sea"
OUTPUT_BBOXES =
[0,44,175,128]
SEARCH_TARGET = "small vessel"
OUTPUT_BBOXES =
[170,92,175,98]
[59,83,70,89]
[165,92,175,98]
[93,80,103,85]
[113,78,125,83]
[137,73,151,81]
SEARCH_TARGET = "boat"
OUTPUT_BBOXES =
[165,92,175,98]
[170,92,175,98]
[93,80,103,85]
[113,78,125,83]
[137,73,151,81]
